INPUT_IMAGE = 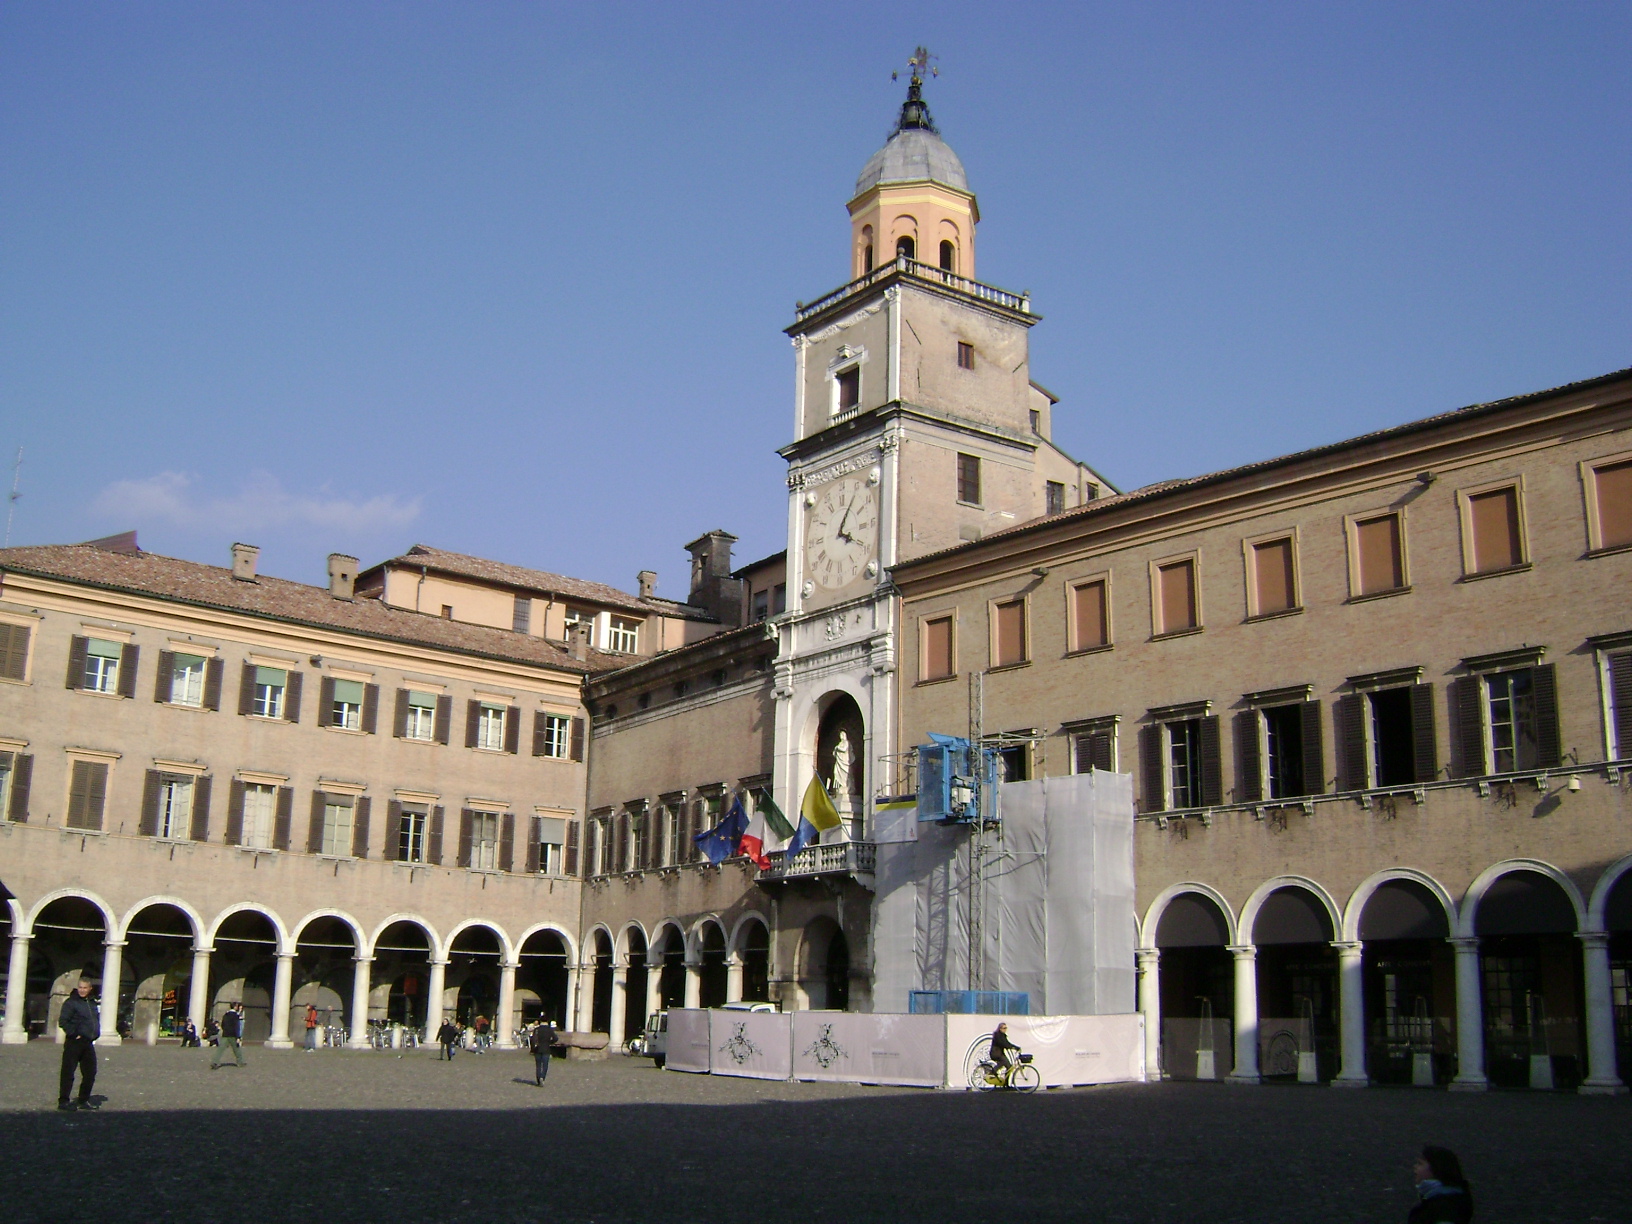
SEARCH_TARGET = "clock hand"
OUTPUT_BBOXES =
[835,503,854,543]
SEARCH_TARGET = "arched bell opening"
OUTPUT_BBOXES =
[895,235,915,261]
[1154,892,1233,1080]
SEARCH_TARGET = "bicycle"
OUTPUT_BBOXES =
[969,1050,1040,1092]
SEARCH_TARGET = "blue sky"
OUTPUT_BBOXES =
[3,3,1628,596]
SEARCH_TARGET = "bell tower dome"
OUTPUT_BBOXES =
[847,57,979,281]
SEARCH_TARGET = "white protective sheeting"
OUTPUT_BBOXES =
[946,1013,1146,1089]
[870,770,1136,1016]
[665,1009,712,1073]
[707,1010,793,1080]
[790,1011,945,1086]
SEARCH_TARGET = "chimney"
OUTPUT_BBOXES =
[327,553,359,601]
[568,619,593,661]
[637,570,657,600]
[231,542,259,582]
[684,529,744,628]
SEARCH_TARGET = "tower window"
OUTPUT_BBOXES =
[939,240,956,272]
[836,367,860,413]
[956,453,982,505]
[896,236,915,261]
[1046,481,1066,516]
[864,244,874,273]
[957,342,974,370]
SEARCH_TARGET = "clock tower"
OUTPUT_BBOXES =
[771,57,1100,865]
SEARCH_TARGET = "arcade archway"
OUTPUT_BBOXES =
[1155,892,1233,1080]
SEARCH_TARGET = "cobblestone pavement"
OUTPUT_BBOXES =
[1,1042,1626,1223]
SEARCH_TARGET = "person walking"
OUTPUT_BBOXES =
[57,978,101,1111]
[528,1020,557,1086]
[1409,1146,1473,1223]
[473,1014,490,1052]
[436,1018,460,1060]
[303,1002,320,1052]
[210,1003,247,1069]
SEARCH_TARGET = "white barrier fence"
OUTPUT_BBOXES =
[665,1009,1145,1089]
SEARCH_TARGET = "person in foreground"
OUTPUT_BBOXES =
[57,978,100,1111]
[1409,1146,1472,1223]
[529,1020,558,1086]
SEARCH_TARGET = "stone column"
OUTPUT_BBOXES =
[424,959,447,1032]
[726,955,744,1004]
[267,952,295,1048]
[645,960,663,1020]
[496,961,518,1048]
[3,933,32,1044]
[347,956,374,1049]
[609,965,628,1045]
[188,946,213,1031]
[564,961,580,1031]
[1136,948,1161,1081]
[97,940,125,1044]
[1226,944,1260,1084]
[1578,932,1628,1094]
[1449,937,1487,1091]
[684,959,702,1010]
[1332,940,1368,1087]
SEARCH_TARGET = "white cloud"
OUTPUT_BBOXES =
[91,471,421,535]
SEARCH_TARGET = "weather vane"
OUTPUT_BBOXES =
[892,46,939,86]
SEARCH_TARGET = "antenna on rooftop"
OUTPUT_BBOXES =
[3,447,19,548]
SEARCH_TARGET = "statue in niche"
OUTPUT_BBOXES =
[830,728,854,798]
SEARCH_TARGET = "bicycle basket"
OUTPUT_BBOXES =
[1017,1053,1033,1063]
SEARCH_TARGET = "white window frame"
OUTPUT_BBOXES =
[535,813,568,875]
[607,617,639,655]
[471,810,500,871]
[1482,668,1540,775]
[242,783,276,850]
[321,797,354,857]
[398,805,428,863]
[330,679,364,731]
[85,638,122,693]
[251,667,286,719]
[404,691,438,742]
[169,654,207,707]
[157,775,193,839]
[476,704,506,751]
[1164,718,1204,809]
[538,713,570,759]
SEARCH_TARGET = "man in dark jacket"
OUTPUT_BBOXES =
[57,978,100,1111]
[528,1021,557,1085]
[436,1019,460,1060]
[210,1003,247,1069]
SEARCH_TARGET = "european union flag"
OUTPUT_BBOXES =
[694,795,748,865]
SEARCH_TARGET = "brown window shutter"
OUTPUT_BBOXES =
[1356,514,1404,594]
[273,787,294,849]
[65,636,87,689]
[994,601,1026,666]
[225,779,246,846]
[1449,676,1485,778]
[7,753,31,821]
[117,644,139,698]
[504,707,521,754]
[923,616,954,678]
[427,806,445,863]
[615,812,629,871]
[1531,663,1561,769]
[190,775,212,841]
[525,817,541,873]
[393,690,409,738]
[532,711,546,757]
[1610,652,1632,760]
[352,796,371,858]
[457,809,474,867]
[564,819,579,877]
[0,623,28,680]
[1199,715,1223,806]
[139,769,162,836]
[1235,711,1261,803]
[1410,683,1438,783]
[284,671,303,722]
[1139,725,1164,813]
[67,760,89,828]
[1469,487,1522,572]
[500,812,516,872]
[155,650,175,703]
[1299,701,1324,795]
[434,695,452,744]
[635,815,648,870]
[384,800,402,860]
[308,792,327,853]
[361,684,379,735]
[238,662,256,715]
[465,700,481,748]
[316,677,334,728]
[87,762,108,828]
[1334,695,1367,790]
[1089,730,1113,772]
[203,658,223,711]
[570,717,585,762]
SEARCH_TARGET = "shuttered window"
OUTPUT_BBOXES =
[0,622,30,681]
[83,638,123,693]
[1071,580,1108,651]
[536,816,567,875]
[1608,651,1632,759]
[957,453,981,505]
[1467,486,1524,573]
[922,616,954,680]
[250,666,287,718]
[993,600,1027,667]
[241,783,276,849]
[512,594,531,634]
[330,680,365,730]
[1251,538,1297,614]
[1157,560,1197,633]
[475,704,506,751]
[470,811,500,871]
[1355,514,1405,595]
[66,759,108,829]
[534,712,571,758]
[402,691,438,740]
[320,796,354,857]
[1072,725,1115,773]
[1590,460,1632,550]
[168,654,207,707]
[6,752,31,822]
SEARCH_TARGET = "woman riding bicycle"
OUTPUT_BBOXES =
[989,1022,1021,1071]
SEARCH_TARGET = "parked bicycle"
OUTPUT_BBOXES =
[969,1050,1040,1092]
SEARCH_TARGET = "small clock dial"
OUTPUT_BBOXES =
[804,476,879,591]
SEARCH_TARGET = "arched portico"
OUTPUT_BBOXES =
[1143,887,1235,1081]
[371,919,436,1038]
[586,927,615,1035]
[20,893,114,1043]
[119,900,201,1043]
[1348,872,1457,1086]
[731,913,771,1003]
[446,922,508,1046]
[695,920,728,1009]
[208,907,282,1044]
[516,926,572,1030]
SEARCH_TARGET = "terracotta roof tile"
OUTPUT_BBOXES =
[363,544,658,614]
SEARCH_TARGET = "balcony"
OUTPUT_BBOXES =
[793,257,1031,325]
[757,840,876,884]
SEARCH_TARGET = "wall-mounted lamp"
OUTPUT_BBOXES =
[1568,775,1582,793]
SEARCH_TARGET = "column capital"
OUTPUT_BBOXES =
[1226,944,1256,958]
[10,932,32,943]
[102,939,128,950]
[276,949,298,960]
[1331,940,1364,954]
[191,944,214,955]
[428,956,450,967]
[1576,930,1611,949]
[1448,936,1481,951]
[352,955,375,965]
[499,960,520,972]
[1135,947,1160,965]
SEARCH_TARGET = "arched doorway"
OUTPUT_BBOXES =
[816,694,866,841]
[518,929,569,1029]
[738,920,770,1003]
[623,928,648,1042]
[29,897,107,1039]
[1155,893,1233,1080]
[698,923,728,1008]
[373,921,433,1031]
[211,910,279,1042]
[825,928,849,1011]
[448,925,503,1029]
[590,930,614,1034]
[1253,888,1337,1082]
[655,926,686,1010]
[1607,871,1632,1082]
[1475,870,1583,1088]
[122,903,197,1041]
[292,917,359,1042]
[1359,880,1454,1084]
[799,917,849,1010]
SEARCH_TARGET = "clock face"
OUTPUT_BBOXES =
[804,476,879,591]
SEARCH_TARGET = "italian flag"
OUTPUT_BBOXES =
[738,789,794,868]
